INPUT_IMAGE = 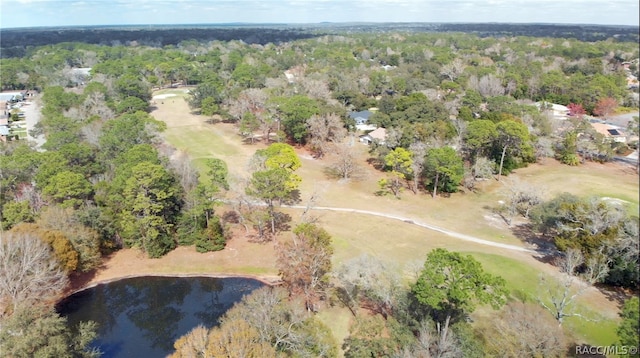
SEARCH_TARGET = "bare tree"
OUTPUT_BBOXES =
[440,59,466,81]
[538,249,610,324]
[472,156,495,180]
[468,74,505,97]
[333,254,403,318]
[306,113,347,158]
[394,321,461,358]
[0,232,68,316]
[326,142,365,180]
[228,89,273,143]
[409,142,428,194]
[497,178,542,226]
[480,301,566,357]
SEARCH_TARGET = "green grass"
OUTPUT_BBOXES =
[469,252,542,300]
[316,307,352,358]
[565,314,619,347]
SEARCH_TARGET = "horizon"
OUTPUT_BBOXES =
[1,0,638,29]
[2,21,640,31]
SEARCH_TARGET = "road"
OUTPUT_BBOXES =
[21,96,46,149]
[286,205,537,253]
[606,111,638,128]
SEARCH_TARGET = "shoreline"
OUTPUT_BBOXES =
[62,271,282,300]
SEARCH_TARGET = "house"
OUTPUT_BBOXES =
[0,92,23,103]
[0,116,9,142]
[349,110,372,125]
[359,127,386,145]
[590,122,627,143]
[536,102,569,120]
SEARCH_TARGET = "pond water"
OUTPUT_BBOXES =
[57,276,264,357]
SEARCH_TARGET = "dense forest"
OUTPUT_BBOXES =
[0,25,638,356]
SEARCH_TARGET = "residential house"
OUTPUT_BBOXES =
[359,127,386,145]
[590,122,627,143]
[0,115,9,142]
[536,102,570,120]
[349,110,378,131]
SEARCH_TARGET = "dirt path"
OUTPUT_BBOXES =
[288,205,536,253]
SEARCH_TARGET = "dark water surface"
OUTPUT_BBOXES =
[57,276,264,357]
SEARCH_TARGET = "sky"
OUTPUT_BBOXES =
[0,0,638,29]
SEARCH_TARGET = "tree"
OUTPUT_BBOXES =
[594,97,618,119]
[495,120,531,180]
[326,142,364,181]
[0,306,100,358]
[412,249,507,342]
[0,231,68,314]
[333,254,402,318]
[499,178,542,226]
[379,147,413,198]
[37,206,102,273]
[274,95,320,144]
[277,223,334,311]
[617,296,639,351]
[306,113,347,158]
[118,162,180,258]
[229,88,271,142]
[116,96,148,114]
[478,301,566,358]
[217,287,336,357]
[408,142,428,194]
[538,248,610,324]
[170,323,277,358]
[42,171,93,209]
[11,223,80,273]
[424,147,464,198]
[187,81,223,110]
[567,102,587,118]
[246,168,297,237]
[247,143,302,236]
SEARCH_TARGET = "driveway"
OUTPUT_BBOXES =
[21,96,46,149]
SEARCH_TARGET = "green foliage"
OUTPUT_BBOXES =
[115,73,151,101]
[1,201,35,230]
[412,248,508,322]
[118,162,180,258]
[116,96,149,114]
[424,146,464,196]
[464,120,497,159]
[259,142,302,170]
[98,111,165,160]
[557,131,580,166]
[0,307,100,358]
[617,296,640,351]
[274,95,320,143]
[195,216,226,253]
[342,315,414,358]
[188,80,223,110]
[204,158,229,191]
[199,96,219,117]
[42,171,93,208]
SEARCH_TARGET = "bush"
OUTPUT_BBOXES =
[195,216,226,253]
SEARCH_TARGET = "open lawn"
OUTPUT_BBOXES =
[87,91,638,349]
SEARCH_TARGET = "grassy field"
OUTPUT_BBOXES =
[147,90,638,350]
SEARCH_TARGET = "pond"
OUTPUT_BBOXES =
[57,276,265,357]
